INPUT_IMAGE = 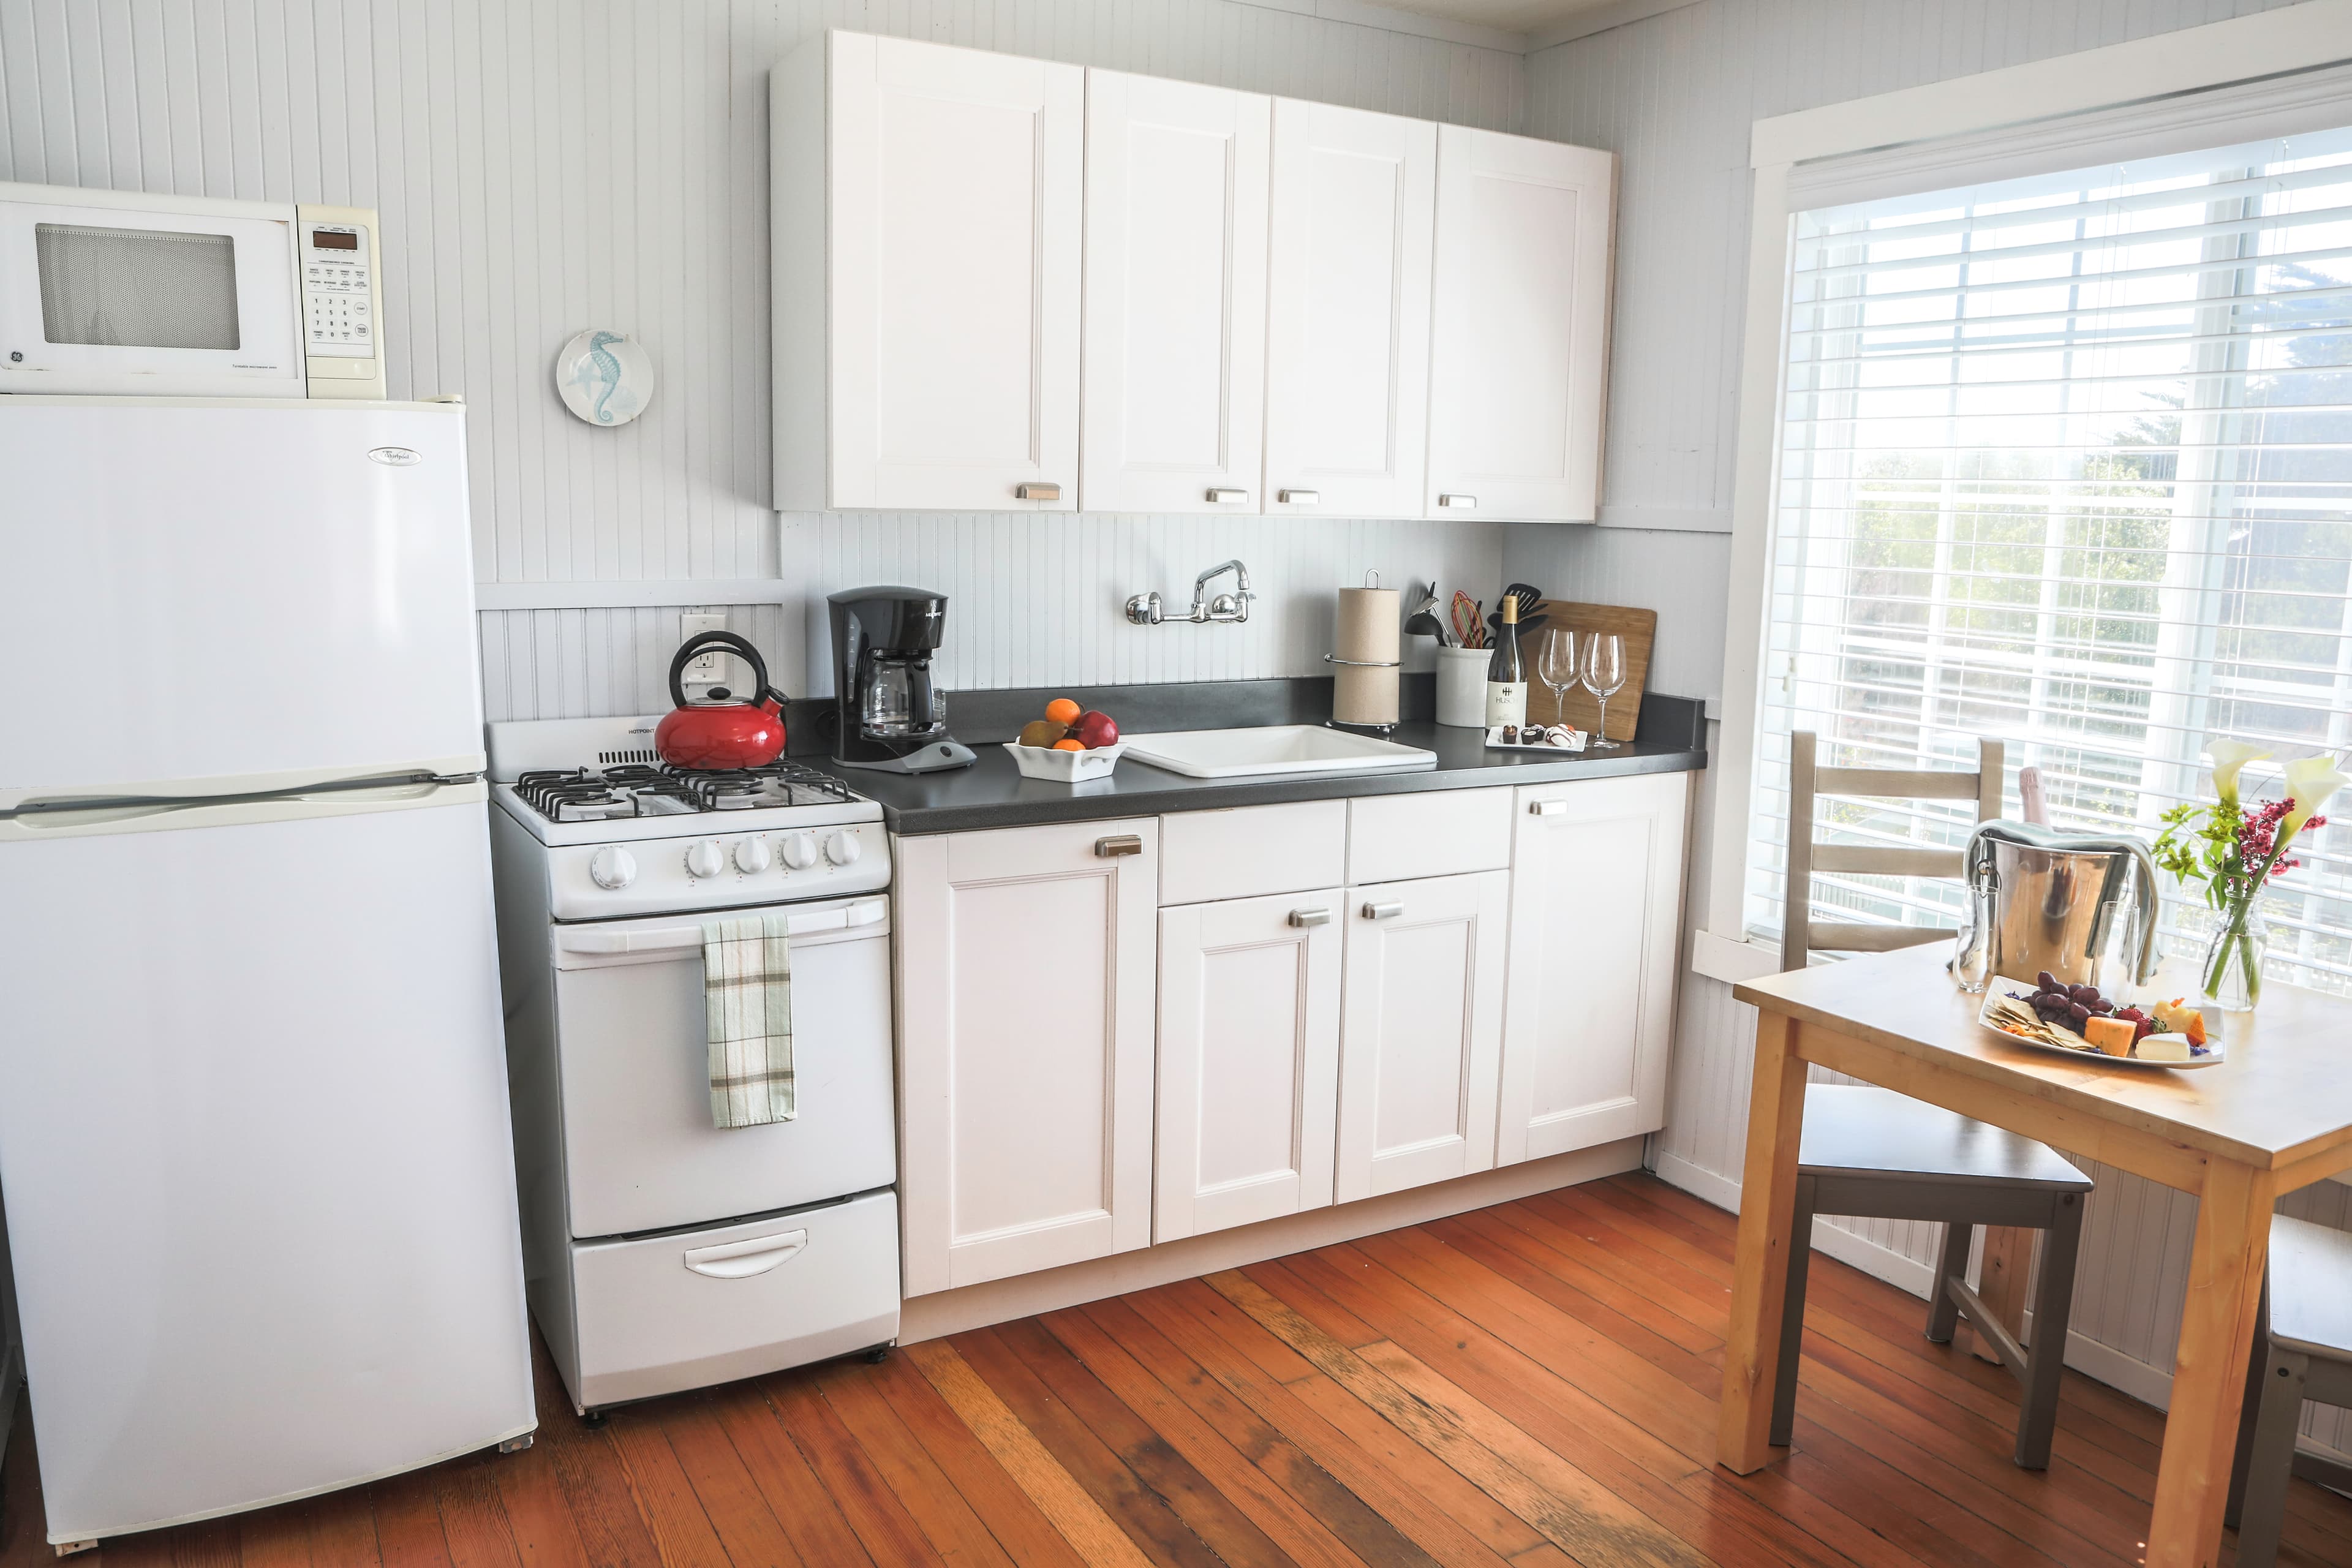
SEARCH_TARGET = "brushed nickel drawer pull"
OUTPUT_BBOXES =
[1362,900,1403,920]
[1206,488,1248,505]
[1287,907,1332,927]
[1529,799,1567,816]
[1278,489,1321,505]
[1016,481,1063,501]
[1094,834,1143,858]
[1437,492,1477,510]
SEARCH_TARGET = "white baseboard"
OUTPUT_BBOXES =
[902,1137,1647,1345]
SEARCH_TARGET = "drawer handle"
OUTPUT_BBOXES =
[1206,487,1249,505]
[683,1229,808,1280]
[1016,481,1062,501]
[1095,834,1144,858]
[1287,907,1332,927]
[1278,489,1320,506]
[1362,900,1403,921]
[1529,799,1567,816]
[1438,492,1477,510]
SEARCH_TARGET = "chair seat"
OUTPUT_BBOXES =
[1799,1085,2092,1191]
[2268,1214,2352,1361]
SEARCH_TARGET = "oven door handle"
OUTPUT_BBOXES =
[557,897,888,956]
[682,1229,808,1279]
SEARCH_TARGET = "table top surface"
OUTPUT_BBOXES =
[1734,944,2352,1172]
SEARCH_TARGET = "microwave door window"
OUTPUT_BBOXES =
[34,223,240,350]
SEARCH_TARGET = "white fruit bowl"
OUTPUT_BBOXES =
[1005,739,1126,782]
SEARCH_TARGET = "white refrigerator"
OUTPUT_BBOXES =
[0,398,535,1547]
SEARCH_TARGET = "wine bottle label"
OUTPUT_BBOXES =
[1485,681,1526,727]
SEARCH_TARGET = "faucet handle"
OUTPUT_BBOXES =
[1125,591,1164,627]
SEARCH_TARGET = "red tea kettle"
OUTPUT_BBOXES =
[656,632,788,769]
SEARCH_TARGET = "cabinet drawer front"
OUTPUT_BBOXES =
[1346,787,1512,883]
[1159,800,1346,905]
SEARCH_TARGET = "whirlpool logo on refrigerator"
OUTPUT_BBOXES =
[368,447,422,467]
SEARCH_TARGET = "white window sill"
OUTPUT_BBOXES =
[1691,929,1783,986]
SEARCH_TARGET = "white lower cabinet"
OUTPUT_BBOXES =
[1333,869,1510,1202]
[1499,773,1689,1164]
[1154,889,1343,1243]
[894,819,1158,1295]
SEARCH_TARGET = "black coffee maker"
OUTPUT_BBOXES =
[827,586,976,774]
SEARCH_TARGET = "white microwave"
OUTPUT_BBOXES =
[0,181,385,400]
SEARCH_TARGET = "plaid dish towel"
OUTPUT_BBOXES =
[702,914,796,1129]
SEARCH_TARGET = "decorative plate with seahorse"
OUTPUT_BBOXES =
[556,329,655,426]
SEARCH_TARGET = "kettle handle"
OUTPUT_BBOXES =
[669,631,785,710]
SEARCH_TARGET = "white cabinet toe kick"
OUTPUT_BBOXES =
[891,775,1692,1306]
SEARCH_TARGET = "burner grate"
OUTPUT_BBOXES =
[511,759,858,821]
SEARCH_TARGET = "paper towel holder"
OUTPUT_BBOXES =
[1327,570,1401,735]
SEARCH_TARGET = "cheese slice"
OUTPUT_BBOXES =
[2136,1032,2192,1063]
[2082,1014,2137,1057]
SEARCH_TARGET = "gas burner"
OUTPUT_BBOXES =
[508,760,858,823]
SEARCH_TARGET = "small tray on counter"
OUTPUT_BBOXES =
[1484,723,1586,753]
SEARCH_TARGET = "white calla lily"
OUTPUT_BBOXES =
[2281,753,2349,842]
[2206,738,2272,810]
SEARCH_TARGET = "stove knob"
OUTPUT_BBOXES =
[734,837,774,874]
[684,839,726,879]
[825,829,862,867]
[588,845,638,890]
[781,831,820,870]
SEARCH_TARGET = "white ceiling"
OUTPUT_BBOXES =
[1380,0,1629,32]
[1292,0,1695,53]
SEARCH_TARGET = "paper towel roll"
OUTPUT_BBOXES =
[1333,586,1400,726]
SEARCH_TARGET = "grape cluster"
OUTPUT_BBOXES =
[2023,971,2157,1042]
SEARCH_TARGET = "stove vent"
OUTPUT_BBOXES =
[597,747,661,766]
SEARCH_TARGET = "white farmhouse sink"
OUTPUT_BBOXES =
[1121,725,1436,780]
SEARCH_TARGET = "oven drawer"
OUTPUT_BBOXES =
[570,1189,900,1409]
[550,894,896,1237]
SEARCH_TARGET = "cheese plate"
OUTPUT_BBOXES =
[1979,978,2224,1069]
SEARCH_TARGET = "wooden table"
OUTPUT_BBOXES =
[1721,946,2352,1568]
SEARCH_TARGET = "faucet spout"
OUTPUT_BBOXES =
[1126,559,1254,627]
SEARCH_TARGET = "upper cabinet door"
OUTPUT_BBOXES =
[1262,101,1435,519]
[829,34,1083,511]
[1080,72,1270,514]
[1425,127,1616,522]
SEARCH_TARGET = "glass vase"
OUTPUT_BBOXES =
[2199,893,2270,1013]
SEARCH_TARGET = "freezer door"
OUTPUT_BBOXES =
[0,796,533,1542]
[0,399,484,804]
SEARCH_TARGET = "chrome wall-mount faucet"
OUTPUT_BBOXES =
[1125,559,1254,626]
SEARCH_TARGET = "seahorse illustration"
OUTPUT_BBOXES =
[587,331,625,423]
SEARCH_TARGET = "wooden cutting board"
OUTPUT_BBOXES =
[1521,600,1655,743]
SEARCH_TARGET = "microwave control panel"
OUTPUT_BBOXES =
[295,203,386,400]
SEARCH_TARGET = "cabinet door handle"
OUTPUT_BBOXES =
[1278,489,1320,505]
[1529,799,1567,816]
[1206,488,1248,505]
[1438,492,1478,510]
[1016,481,1063,501]
[1362,900,1403,921]
[1094,834,1143,858]
[1287,907,1332,927]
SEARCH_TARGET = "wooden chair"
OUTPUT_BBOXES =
[1777,731,2094,1471]
[2226,1215,2352,1567]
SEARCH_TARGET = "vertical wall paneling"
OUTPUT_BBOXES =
[0,0,1525,717]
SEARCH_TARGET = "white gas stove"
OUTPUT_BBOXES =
[488,715,888,920]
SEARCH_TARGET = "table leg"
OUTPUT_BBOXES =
[2145,1158,2275,1568]
[1718,1010,1809,1473]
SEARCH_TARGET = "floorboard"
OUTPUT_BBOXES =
[3,1174,2347,1566]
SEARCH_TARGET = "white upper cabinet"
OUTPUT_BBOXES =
[774,32,1084,511]
[1261,100,1436,519]
[1425,126,1616,522]
[1080,72,1270,514]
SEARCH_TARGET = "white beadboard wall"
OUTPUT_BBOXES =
[0,0,1523,715]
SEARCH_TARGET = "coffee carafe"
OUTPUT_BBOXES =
[827,586,976,774]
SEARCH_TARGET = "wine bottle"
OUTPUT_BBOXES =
[1485,594,1527,728]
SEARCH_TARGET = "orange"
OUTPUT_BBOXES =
[1044,697,1082,726]
[1052,737,1086,752]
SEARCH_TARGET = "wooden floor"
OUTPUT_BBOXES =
[6,1174,2351,1567]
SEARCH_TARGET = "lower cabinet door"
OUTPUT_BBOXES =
[1154,889,1343,1242]
[1335,869,1509,1201]
[1499,772,1688,1163]
[894,820,1159,1295]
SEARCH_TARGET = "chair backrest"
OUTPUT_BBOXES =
[1781,731,2004,971]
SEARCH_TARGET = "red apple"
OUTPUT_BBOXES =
[1074,710,1120,749]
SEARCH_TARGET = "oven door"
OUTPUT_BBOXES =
[550,892,896,1238]
[0,191,304,397]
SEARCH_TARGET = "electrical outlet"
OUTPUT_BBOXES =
[680,613,729,689]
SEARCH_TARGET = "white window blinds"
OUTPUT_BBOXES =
[1755,122,2352,990]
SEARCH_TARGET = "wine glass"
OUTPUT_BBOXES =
[1537,628,1578,729]
[1581,633,1626,750]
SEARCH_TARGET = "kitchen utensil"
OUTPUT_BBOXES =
[1450,592,1485,649]
[1961,821,2162,990]
[656,631,788,769]
[1485,582,1550,639]
[1403,581,1450,644]
[1525,601,1657,741]
[1580,633,1627,750]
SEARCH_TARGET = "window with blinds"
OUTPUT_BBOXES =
[1754,122,2352,990]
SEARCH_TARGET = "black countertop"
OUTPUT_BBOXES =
[805,684,1706,835]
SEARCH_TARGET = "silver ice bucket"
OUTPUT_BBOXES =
[1961,821,2160,990]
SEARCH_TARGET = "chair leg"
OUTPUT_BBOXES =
[2015,1192,2082,1470]
[1926,1218,1972,1344]
[1769,1174,1817,1449]
[2228,1344,2307,1568]
[2228,1280,2271,1528]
